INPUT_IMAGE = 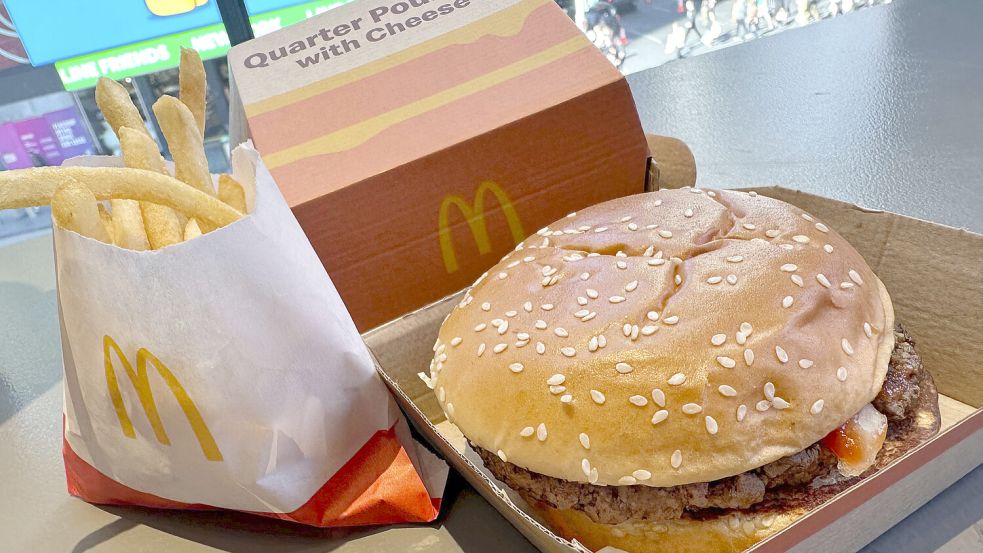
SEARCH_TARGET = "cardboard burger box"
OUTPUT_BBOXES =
[228,0,650,331]
[227,2,983,551]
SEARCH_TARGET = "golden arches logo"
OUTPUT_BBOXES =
[438,181,525,274]
[103,335,222,461]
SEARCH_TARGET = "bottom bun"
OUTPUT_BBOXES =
[527,374,941,553]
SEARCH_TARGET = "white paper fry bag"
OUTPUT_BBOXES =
[57,145,447,526]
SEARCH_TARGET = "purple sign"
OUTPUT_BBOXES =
[14,116,63,166]
[0,123,33,170]
[44,107,95,162]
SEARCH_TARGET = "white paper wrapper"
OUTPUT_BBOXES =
[57,145,446,514]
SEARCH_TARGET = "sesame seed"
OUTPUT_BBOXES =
[641,325,658,336]
[744,349,755,366]
[515,339,529,348]
[864,322,873,338]
[438,387,446,402]
[765,229,781,238]
[764,382,775,400]
[842,338,854,355]
[684,209,694,217]
[542,303,554,311]
[534,320,548,330]
[782,295,794,308]
[643,245,655,257]
[446,403,455,416]
[619,476,637,485]
[536,342,546,355]
[727,255,744,263]
[740,322,753,335]
[474,323,487,332]
[780,244,794,251]
[616,250,627,258]
[630,395,649,407]
[481,302,491,311]
[547,374,566,386]
[620,215,632,222]
[780,264,798,272]
[707,275,723,284]
[510,363,524,373]
[824,244,834,253]
[579,433,591,449]
[616,261,628,270]
[756,400,771,412]
[560,394,573,403]
[594,227,608,233]
[736,332,747,345]
[589,468,599,484]
[659,230,673,238]
[817,274,831,288]
[588,336,599,352]
[554,327,569,338]
[497,449,508,462]
[497,321,509,334]
[616,362,634,374]
[772,397,790,410]
[719,385,737,397]
[799,358,814,369]
[574,309,590,318]
[580,272,590,281]
[668,373,686,385]
[625,280,639,292]
[671,450,682,469]
[652,388,666,407]
[493,343,508,354]
[582,311,597,322]
[737,404,748,421]
[498,272,508,280]
[792,235,810,244]
[598,335,607,347]
[840,282,855,289]
[477,343,486,356]
[801,213,815,222]
[705,416,719,435]
[537,227,550,236]
[508,260,520,268]
[633,469,652,481]
[711,333,727,346]
[717,356,737,369]
[451,336,463,346]
[590,390,606,404]
[791,274,804,287]
[663,315,680,325]
[811,400,825,415]
[623,324,632,336]
[776,346,789,363]
[609,295,626,303]
[537,423,547,441]
[561,347,576,357]
[849,270,864,285]
[674,274,683,286]
[655,199,663,206]
[748,191,758,197]
[549,385,566,395]
[517,332,530,341]
[727,274,738,285]
[519,426,534,437]
[630,325,640,341]
[690,188,703,194]
[815,222,829,233]
[837,367,848,381]
[648,258,667,266]
[523,256,535,262]
[523,301,533,312]
[628,222,639,231]
[586,288,599,299]
[581,459,591,478]
[652,410,669,425]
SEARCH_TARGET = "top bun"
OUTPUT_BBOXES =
[428,188,894,487]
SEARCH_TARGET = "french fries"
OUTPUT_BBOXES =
[97,203,116,244]
[0,166,241,228]
[218,174,247,213]
[111,199,151,250]
[184,218,203,241]
[51,179,111,244]
[95,78,150,139]
[153,96,215,196]
[119,126,183,248]
[180,48,207,136]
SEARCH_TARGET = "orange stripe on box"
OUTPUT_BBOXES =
[249,2,578,153]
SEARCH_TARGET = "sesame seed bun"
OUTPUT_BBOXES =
[429,188,894,488]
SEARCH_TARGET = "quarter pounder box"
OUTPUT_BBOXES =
[229,0,650,330]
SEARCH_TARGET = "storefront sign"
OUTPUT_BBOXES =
[13,117,63,166]
[0,123,33,170]
[44,107,96,161]
[54,0,347,91]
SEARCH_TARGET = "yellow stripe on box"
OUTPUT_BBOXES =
[104,335,223,462]
[264,35,589,168]
[246,0,552,117]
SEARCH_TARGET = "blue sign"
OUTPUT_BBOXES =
[6,1,305,66]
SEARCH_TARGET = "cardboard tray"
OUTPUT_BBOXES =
[362,140,983,552]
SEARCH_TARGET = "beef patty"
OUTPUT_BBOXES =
[476,323,937,524]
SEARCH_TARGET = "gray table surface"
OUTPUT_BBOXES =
[2,0,982,551]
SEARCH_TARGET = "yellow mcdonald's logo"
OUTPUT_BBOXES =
[438,181,525,274]
[103,335,222,461]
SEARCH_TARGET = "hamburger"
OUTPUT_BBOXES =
[422,188,940,552]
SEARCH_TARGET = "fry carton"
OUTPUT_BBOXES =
[54,145,448,526]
